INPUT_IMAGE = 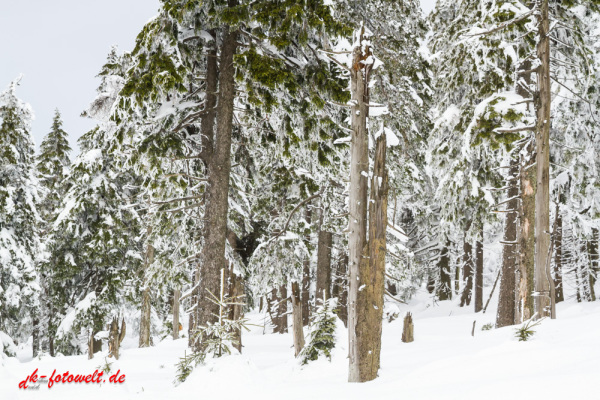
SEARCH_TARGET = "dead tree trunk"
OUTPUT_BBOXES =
[496,158,519,327]
[347,27,372,383]
[172,289,180,339]
[302,207,312,326]
[516,141,536,323]
[316,230,333,302]
[108,317,126,360]
[354,128,388,382]
[534,0,554,319]
[475,226,484,313]
[401,312,414,343]
[291,282,305,357]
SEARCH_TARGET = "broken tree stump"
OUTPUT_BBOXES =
[401,312,414,343]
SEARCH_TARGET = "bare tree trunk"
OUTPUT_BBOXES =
[172,289,180,339]
[437,244,452,301]
[460,237,474,307]
[193,28,238,351]
[496,158,519,327]
[354,130,388,382]
[516,143,536,323]
[475,226,484,313]
[316,230,333,302]
[401,312,414,343]
[277,284,288,334]
[347,27,371,383]
[302,207,312,326]
[534,0,554,319]
[139,235,154,348]
[291,282,304,357]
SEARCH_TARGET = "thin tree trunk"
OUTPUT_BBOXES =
[139,235,154,348]
[354,130,388,382]
[172,289,180,339]
[302,207,312,326]
[475,226,484,313]
[333,253,349,327]
[193,28,238,351]
[516,142,536,323]
[460,237,474,307]
[437,243,452,301]
[277,284,288,334]
[534,0,554,319]
[32,315,39,358]
[316,230,333,303]
[347,27,371,383]
[496,158,519,327]
[291,282,305,357]
[588,228,598,301]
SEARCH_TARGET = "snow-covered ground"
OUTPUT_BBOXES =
[2,292,598,399]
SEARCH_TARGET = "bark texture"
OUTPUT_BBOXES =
[316,230,333,302]
[172,289,180,340]
[534,0,554,319]
[139,238,154,348]
[496,158,519,327]
[517,144,536,323]
[401,312,414,343]
[354,132,388,382]
[108,317,126,360]
[291,281,305,357]
[347,27,371,383]
[192,28,238,351]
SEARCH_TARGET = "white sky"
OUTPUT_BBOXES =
[0,0,437,156]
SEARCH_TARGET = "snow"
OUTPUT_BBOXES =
[3,292,599,399]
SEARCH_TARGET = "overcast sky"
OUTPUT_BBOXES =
[0,0,437,156]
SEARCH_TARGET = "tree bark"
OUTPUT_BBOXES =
[32,315,39,358]
[108,317,126,360]
[553,206,564,303]
[496,158,519,327]
[347,26,371,383]
[354,129,388,382]
[332,253,349,327]
[172,289,180,339]
[588,228,598,301]
[193,28,238,351]
[316,230,333,303]
[291,281,305,357]
[475,226,484,313]
[302,207,312,326]
[437,243,452,301]
[277,284,288,334]
[516,142,536,323]
[401,312,414,343]
[534,0,554,319]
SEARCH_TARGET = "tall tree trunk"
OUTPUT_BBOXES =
[193,28,238,351]
[534,0,554,319]
[496,158,519,327]
[139,235,154,348]
[516,142,536,323]
[348,27,372,383]
[227,269,244,352]
[291,281,305,357]
[475,226,484,313]
[460,235,474,307]
[316,230,333,303]
[354,129,388,382]
[437,243,452,301]
[302,207,312,326]
[172,289,180,339]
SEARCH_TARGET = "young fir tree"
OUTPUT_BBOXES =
[35,109,72,356]
[0,78,41,346]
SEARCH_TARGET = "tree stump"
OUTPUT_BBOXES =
[108,317,126,360]
[401,312,414,343]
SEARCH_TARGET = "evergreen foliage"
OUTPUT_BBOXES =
[300,298,337,364]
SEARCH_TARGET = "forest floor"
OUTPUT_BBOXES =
[2,291,598,399]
